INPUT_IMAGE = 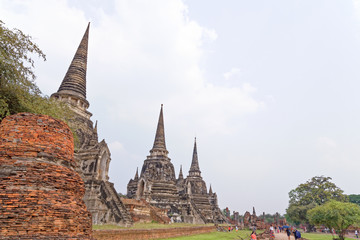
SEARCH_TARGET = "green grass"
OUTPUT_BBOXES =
[302,233,353,240]
[93,222,214,230]
[159,229,258,240]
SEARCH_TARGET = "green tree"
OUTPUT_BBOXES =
[0,20,70,121]
[308,200,360,240]
[286,176,348,227]
[349,194,360,206]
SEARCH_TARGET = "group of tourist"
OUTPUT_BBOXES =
[268,225,301,240]
[245,225,359,240]
[227,225,239,232]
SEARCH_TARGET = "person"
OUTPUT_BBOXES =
[236,226,238,232]
[270,229,275,239]
[293,229,301,240]
[355,230,358,238]
[270,225,275,240]
[251,231,257,240]
[228,226,231,232]
[286,227,291,240]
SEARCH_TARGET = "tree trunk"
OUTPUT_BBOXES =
[338,230,346,240]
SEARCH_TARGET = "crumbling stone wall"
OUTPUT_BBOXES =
[0,113,92,239]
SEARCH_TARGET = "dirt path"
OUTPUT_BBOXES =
[274,232,295,240]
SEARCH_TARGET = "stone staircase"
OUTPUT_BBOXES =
[190,194,214,223]
[103,181,133,226]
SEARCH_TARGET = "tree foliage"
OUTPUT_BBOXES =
[286,176,348,225]
[0,20,71,121]
[349,194,360,206]
[308,200,360,240]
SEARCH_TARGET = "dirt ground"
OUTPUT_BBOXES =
[274,232,294,240]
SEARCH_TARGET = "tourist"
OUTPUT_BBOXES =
[236,226,239,232]
[293,228,301,240]
[251,231,257,240]
[355,230,358,238]
[286,227,291,240]
[228,226,231,232]
[270,225,275,240]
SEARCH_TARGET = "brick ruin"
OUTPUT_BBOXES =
[51,23,133,226]
[127,105,228,224]
[121,198,170,223]
[0,113,92,239]
[240,208,287,230]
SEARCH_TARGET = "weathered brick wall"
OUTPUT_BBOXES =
[93,226,215,240]
[0,113,92,239]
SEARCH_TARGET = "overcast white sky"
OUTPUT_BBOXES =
[1,0,360,215]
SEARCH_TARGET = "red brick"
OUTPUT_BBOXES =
[0,113,92,239]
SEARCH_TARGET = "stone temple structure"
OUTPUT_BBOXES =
[127,106,227,224]
[127,105,182,217]
[181,139,228,224]
[181,138,219,223]
[51,23,132,226]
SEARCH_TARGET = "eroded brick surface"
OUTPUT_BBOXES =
[0,113,92,239]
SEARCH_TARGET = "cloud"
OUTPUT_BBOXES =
[0,0,265,208]
[223,67,242,80]
[354,0,360,18]
[317,137,337,149]
[109,141,126,154]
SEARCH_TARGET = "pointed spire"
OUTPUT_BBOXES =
[178,165,183,179]
[209,184,213,195]
[253,207,256,216]
[134,167,139,180]
[150,104,168,155]
[189,137,201,176]
[94,120,98,133]
[57,23,90,100]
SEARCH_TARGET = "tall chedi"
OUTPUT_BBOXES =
[180,138,228,224]
[183,138,214,223]
[51,23,132,226]
[127,105,182,220]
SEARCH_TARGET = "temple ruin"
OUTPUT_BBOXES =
[0,113,92,239]
[127,105,227,224]
[51,23,133,226]
[49,22,226,225]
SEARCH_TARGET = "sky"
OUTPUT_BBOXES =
[1,0,360,215]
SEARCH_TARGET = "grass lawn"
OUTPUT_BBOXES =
[302,233,353,240]
[93,222,214,230]
[159,229,258,240]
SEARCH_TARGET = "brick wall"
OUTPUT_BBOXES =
[93,226,215,240]
[0,113,92,239]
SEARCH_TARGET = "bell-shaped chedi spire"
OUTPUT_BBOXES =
[188,137,201,177]
[57,23,89,100]
[134,167,139,180]
[51,23,91,119]
[149,104,169,156]
[178,165,183,179]
[209,184,213,195]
